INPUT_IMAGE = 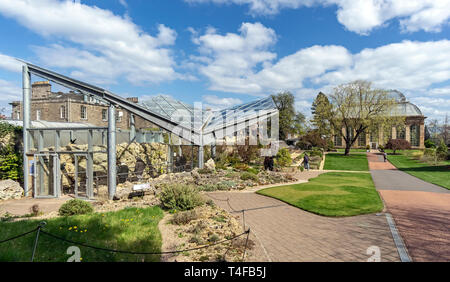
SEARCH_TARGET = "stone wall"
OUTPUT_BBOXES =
[59,142,168,188]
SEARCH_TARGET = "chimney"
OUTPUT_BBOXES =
[126,97,139,103]
[32,81,51,99]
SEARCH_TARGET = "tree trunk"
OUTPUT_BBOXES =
[344,142,351,156]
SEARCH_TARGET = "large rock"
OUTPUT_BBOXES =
[204,158,216,171]
[0,179,23,200]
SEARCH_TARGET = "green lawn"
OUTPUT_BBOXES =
[0,206,164,262]
[257,172,383,216]
[324,153,369,171]
[388,154,450,190]
[336,148,368,153]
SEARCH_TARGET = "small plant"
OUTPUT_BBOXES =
[189,235,203,245]
[30,204,41,216]
[212,215,227,223]
[58,199,93,216]
[197,168,212,174]
[246,167,259,175]
[206,199,216,207]
[208,234,220,243]
[158,184,205,211]
[172,210,198,225]
[233,163,249,171]
[240,172,258,181]
[298,166,304,172]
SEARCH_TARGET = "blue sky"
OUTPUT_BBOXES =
[0,0,449,121]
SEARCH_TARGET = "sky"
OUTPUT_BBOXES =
[0,0,449,121]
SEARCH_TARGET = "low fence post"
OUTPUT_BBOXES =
[31,221,46,262]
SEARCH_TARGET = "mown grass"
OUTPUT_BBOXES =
[324,153,369,171]
[257,172,383,216]
[0,206,164,262]
[388,154,450,190]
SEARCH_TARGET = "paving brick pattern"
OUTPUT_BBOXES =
[207,191,400,262]
[368,152,450,262]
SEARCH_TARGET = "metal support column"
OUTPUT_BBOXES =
[130,114,136,142]
[38,130,44,195]
[198,146,204,169]
[22,65,31,196]
[108,105,117,200]
[87,129,94,199]
[167,134,173,173]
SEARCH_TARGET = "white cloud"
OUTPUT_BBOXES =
[0,0,180,84]
[317,40,450,90]
[0,53,23,73]
[0,79,21,102]
[186,0,450,35]
[192,23,450,120]
[192,22,277,93]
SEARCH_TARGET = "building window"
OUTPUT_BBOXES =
[36,110,41,121]
[397,126,406,139]
[102,109,107,121]
[16,111,20,120]
[410,124,420,147]
[358,131,366,147]
[334,132,342,147]
[81,105,87,120]
[116,111,123,122]
[60,106,66,119]
[370,129,378,143]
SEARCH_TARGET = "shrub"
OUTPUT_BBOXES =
[275,148,292,167]
[158,184,205,211]
[233,163,249,171]
[197,168,212,174]
[172,210,198,225]
[58,199,94,216]
[296,130,327,150]
[240,172,258,181]
[436,139,448,161]
[423,148,436,157]
[424,139,436,148]
[366,145,370,151]
[246,167,259,175]
[309,150,323,158]
[385,139,411,154]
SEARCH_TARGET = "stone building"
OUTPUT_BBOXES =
[10,81,157,130]
[332,90,426,149]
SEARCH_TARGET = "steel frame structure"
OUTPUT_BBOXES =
[21,62,279,200]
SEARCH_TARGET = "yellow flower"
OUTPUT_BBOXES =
[80,257,83,261]
[74,226,77,229]
[68,227,72,230]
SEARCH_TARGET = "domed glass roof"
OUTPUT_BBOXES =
[394,102,423,116]
[387,90,406,102]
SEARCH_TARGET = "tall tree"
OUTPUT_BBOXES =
[271,91,296,140]
[311,92,333,137]
[314,80,404,155]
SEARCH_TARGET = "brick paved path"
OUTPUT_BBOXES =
[369,152,450,262]
[207,191,400,262]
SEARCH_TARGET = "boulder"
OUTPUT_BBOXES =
[204,158,216,171]
[0,179,23,200]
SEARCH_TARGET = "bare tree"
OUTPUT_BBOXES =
[315,80,404,155]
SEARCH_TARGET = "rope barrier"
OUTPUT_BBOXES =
[0,221,251,261]
[0,227,38,244]
[39,228,250,255]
